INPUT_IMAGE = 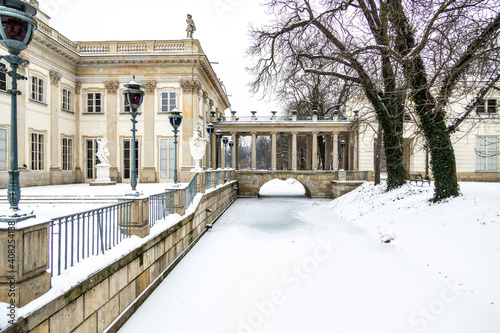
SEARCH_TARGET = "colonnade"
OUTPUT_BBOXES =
[210,125,358,171]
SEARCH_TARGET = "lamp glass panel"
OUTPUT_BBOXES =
[1,16,28,42]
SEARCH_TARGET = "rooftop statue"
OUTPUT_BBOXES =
[186,14,196,39]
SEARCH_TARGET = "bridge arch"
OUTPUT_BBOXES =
[235,170,334,198]
[259,178,310,197]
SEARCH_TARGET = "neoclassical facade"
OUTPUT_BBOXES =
[0,7,229,188]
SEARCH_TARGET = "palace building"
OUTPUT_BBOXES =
[0,4,229,188]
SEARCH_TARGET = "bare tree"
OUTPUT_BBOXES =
[248,0,409,190]
[387,0,500,200]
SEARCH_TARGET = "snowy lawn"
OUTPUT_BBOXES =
[118,181,500,333]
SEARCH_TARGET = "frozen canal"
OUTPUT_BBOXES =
[119,196,498,333]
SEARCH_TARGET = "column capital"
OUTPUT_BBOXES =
[271,131,278,135]
[209,99,214,107]
[312,130,319,136]
[75,81,81,94]
[291,131,298,136]
[251,131,257,136]
[49,70,62,87]
[144,80,157,93]
[104,80,119,94]
[230,131,238,136]
[180,79,201,93]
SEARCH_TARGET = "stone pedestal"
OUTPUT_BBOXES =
[0,221,51,307]
[91,164,116,186]
[118,197,150,238]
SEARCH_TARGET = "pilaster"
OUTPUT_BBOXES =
[104,81,119,181]
[50,70,62,185]
[180,79,201,170]
[141,81,157,183]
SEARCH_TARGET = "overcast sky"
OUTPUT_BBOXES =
[40,0,279,116]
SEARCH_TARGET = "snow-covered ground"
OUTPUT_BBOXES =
[117,181,500,333]
[1,180,499,332]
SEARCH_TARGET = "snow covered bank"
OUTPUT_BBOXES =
[332,182,500,305]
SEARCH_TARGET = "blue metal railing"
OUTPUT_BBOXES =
[216,171,221,186]
[49,201,133,277]
[185,173,198,209]
[205,171,212,190]
[149,191,174,227]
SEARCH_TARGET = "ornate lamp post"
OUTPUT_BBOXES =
[228,140,234,169]
[222,137,229,168]
[215,130,222,169]
[168,108,183,185]
[123,78,145,196]
[206,122,214,170]
[339,139,346,170]
[0,0,37,222]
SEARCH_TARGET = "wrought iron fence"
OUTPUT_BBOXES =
[49,201,133,277]
[149,191,175,227]
[185,173,198,209]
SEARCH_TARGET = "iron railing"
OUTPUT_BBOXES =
[149,191,175,227]
[205,171,212,190]
[49,201,133,277]
[185,173,198,209]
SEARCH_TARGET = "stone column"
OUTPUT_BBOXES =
[49,70,62,185]
[312,131,318,170]
[292,132,297,171]
[271,131,277,171]
[231,132,237,169]
[251,131,257,170]
[104,80,119,181]
[221,137,226,169]
[333,131,339,170]
[306,136,311,170]
[288,135,292,170]
[325,134,331,170]
[234,134,239,170]
[141,81,157,182]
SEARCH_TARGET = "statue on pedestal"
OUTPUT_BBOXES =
[93,137,113,184]
[96,137,110,165]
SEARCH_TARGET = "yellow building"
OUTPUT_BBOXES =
[0,6,229,188]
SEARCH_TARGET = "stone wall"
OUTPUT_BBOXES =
[235,170,336,198]
[3,181,238,333]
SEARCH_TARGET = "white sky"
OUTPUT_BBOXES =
[39,0,280,116]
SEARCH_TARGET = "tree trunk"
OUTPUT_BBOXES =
[374,124,382,186]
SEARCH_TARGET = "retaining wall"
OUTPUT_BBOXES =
[3,181,238,333]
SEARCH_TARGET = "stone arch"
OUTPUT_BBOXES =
[258,173,311,198]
